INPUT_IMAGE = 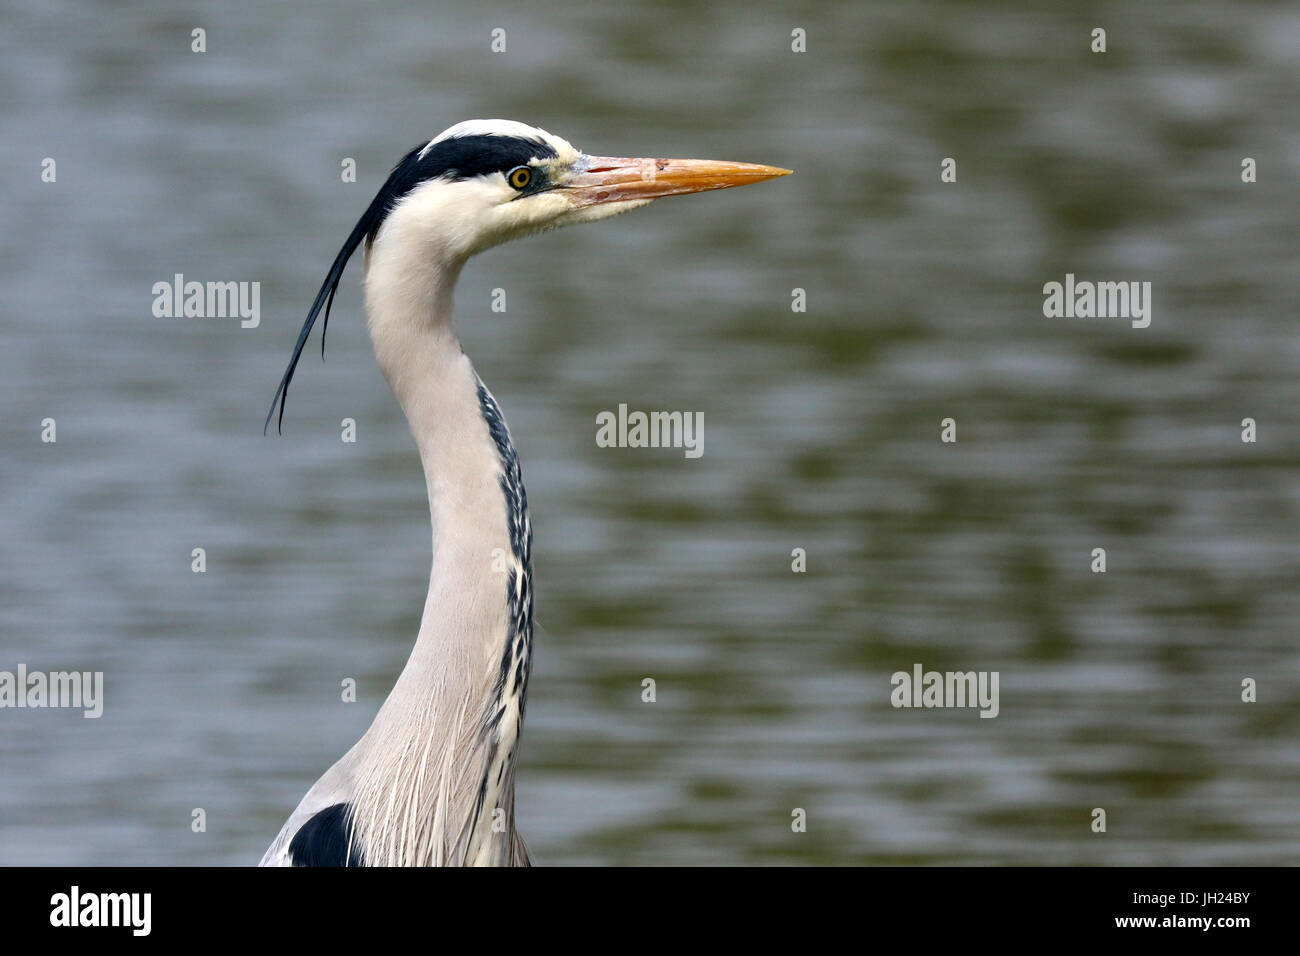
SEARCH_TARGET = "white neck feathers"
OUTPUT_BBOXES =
[344,193,533,866]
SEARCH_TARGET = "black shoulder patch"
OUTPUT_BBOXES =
[289,802,365,867]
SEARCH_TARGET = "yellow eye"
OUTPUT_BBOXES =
[508,166,532,190]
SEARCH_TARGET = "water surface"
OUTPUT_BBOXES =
[1,0,1297,864]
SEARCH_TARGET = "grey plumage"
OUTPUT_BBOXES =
[260,119,789,867]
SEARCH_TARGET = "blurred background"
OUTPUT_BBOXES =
[2,0,1298,865]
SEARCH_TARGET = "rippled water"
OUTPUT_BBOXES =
[2,0,1298,865]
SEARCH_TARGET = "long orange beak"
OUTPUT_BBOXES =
[565,155,791,205]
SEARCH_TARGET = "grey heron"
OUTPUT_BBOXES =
[259,119,790,866]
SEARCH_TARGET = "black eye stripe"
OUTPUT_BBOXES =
[364,135,558,238]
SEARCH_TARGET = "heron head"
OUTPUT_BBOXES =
[369,119,791,257]
[265,119,789,432]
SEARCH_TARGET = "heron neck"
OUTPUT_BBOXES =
[354,238,532,865]
[364,241,514,679]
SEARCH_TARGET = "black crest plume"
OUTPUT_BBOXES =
[263,132,559,434]
[263,142,426,434]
